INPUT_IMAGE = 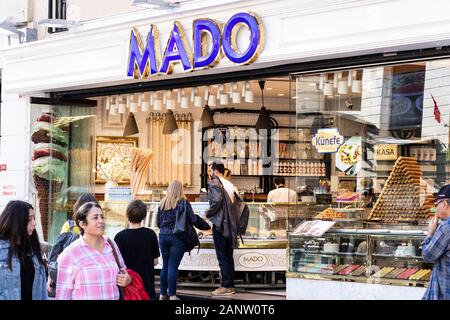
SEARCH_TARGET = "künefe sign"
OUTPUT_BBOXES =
[312,128,344,153]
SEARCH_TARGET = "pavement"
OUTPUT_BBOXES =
[175,288,286,300]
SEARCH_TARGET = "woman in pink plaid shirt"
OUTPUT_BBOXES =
[55,202,131,300]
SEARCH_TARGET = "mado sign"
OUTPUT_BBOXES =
[312,128,344,153]
[127,12,264,78]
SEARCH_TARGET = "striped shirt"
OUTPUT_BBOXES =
[422,219,450,300]
[55,236,125,300]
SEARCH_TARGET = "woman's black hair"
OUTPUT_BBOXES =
[72,193,98,220]
[75,202,103,236]
[0,200,44,270]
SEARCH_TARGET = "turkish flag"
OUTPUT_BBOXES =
[432,94,442,124]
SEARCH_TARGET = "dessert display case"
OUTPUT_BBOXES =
[143,201,327,288]
[288,226,433,288]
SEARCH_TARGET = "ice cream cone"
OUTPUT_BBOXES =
[33,175,62,240]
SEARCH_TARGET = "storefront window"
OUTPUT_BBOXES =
[292,59,450,224]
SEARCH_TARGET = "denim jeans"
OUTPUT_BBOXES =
[212,227,235,288]
[159,233,186,296]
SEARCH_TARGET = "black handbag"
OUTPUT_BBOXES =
[173,200,201,253]
[173,200,187,236]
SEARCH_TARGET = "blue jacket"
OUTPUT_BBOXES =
[0,240,48,300]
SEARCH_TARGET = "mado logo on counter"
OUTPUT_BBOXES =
[127,12,264,78]
[238,252,267,269]
[312,128,344,153]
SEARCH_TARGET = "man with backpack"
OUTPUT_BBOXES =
[206,162,248,296]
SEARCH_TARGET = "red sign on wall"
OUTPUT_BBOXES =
[0,164,6,172]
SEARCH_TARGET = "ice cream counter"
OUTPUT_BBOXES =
[100,200,328,288]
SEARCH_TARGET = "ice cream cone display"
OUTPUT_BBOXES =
[130,147,153,199]
[368,157,432,224]
[31,113,68,240]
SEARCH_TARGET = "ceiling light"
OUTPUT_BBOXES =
[244,91,254,103]
[194,96,203,108]
[118,96,127,114]
[352,80,362,93]
[153,94,163,110]
[129,95,139,113]
[256,80,273,133]
[266,87,273,90]
[323,83,334,96]
[232,92,241,104]
[207,94,217,107]
[180,96,189,108]
[338,81,348,95]
[277,93,285,96]
[162,109,178,134]
[141,93,150,111]
[200,105,215,129]
[38,19,80,28]
[123,113,139,136]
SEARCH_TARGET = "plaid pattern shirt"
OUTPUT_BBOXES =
[422,219,450,300]
[55,236,125,300]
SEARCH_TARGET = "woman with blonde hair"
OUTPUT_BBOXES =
[157,180,209,300]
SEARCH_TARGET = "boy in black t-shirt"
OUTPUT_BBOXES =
[114,200,160,300]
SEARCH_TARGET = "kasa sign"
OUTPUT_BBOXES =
[127,12,264,78]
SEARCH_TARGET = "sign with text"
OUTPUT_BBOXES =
[127,12,264,78]
[312,128,344,153]
[2,185,16,201]
[0,164,6,171]
[375,144,398,160]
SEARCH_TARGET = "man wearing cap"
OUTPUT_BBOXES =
[422,184,450,300]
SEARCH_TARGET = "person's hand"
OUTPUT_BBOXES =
[117,269,132,287]
[428,216,439,237]
[47,277,53,294]
[153,258,159,267]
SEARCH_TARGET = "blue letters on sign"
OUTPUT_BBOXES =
[193,19,222,69]
[222,12,263,64]
[127,26,161,78]
[127,12,264,78]
[160,22,193,74]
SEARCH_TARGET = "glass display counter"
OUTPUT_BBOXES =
[143,201,328,288]
[288,225,433,288]
[145,201,330,246]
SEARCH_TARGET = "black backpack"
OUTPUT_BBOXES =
[47,220,79,294]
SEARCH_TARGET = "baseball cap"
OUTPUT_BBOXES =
[436,185,450,199]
